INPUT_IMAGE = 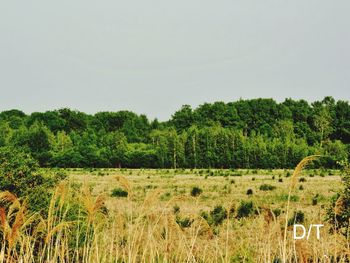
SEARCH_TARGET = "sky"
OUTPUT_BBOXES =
[0,1,349,120]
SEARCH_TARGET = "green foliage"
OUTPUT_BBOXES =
[0,97,348,169]
[259,184,276,191]
[298,177,307,182]
[190,186,203,197]
[200,205,228,226]
[272,208,282,217]
[246,189,253,195]
[173,204,180,214]
[0,147,63,213]
[111,188,128,198]
[210,205,228,225]
[288,210,305,226]
[236,200,255,219]
[176,216,193,228]
[312,194,319,206]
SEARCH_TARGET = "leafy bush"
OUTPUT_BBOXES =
[288,210,305,226]
[200,205,227,226]
[299,177,306,182]
[236,200,254,219]
[190,186,202,197]
[259,184,276,191]
[272,208,282,217]
[173,204,180,214]
[246,189,253,195]
[0,147,63,213]
[210,205,227,226]
[176,216,193,228]
[111,187,128,197]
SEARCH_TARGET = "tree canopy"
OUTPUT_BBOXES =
[0,97,349,169]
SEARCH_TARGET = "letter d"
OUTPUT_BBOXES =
[293,224,306,240]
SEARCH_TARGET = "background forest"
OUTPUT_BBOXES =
[0,96,349,169]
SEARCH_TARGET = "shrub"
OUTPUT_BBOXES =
[176,216,193,228]
[259,184,276,191]
[272,208,282,217]
[210,205,227,226]
[236,200,254,219]
[190,186,202,197]
[278,178,283,183]
[299,177,306,182]
[111,188,128,197]
[288,210,305,226]
[200,205,228,226]
[0,147,62,213]
[312,194,318,206]
[246,189,253,195]
[173,204,180,214]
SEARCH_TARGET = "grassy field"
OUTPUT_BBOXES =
[54,167,345,262]
[1,166,349,262]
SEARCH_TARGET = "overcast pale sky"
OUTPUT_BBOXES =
[0,1,349,120]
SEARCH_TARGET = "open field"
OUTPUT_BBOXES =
[43,167,346,262]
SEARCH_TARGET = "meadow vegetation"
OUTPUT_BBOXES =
[0,152,349,262]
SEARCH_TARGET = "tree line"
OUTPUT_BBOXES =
[0,96,349,169]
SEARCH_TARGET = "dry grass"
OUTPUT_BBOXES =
[0,165,348,262]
